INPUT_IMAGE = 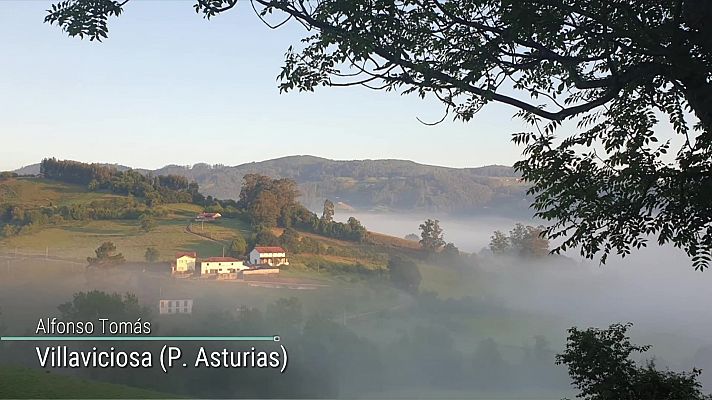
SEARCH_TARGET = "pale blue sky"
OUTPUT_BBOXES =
[0,1,529,171]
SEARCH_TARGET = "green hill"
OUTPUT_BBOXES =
[0,177,416,272]
[0,177,229,262]
[0,367,175,398]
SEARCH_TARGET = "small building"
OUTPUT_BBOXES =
[243,268,280,276]
[195,212,221,221]
[200,257,248,275]
[172,252,197,275]
[249,246,289,267]
[159,299,193,315]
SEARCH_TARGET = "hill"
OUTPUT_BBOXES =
[0,367,175,398]
[0,177,228,262]
[153,156,528,214]
[17,156,529,214]
[0,177,418,272]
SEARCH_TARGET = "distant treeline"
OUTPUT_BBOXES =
[150,156,528,214]
[0,198,166,237]
[40,158,200,206]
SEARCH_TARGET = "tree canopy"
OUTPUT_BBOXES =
[419,218,446,251]
[228,234,248,257]
[557,323,711,400]
[44,1,712,268]
[58,290,149,321]
[87,241,125,267]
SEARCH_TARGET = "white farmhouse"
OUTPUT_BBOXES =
[200,257,248,275]
[249,246,289,267]
[159,299,193,314]
[172,252,197,275]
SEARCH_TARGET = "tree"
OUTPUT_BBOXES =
[144,247,160,263]
[238,174,301,228]
[520,225,550,258]
[253,227,280,247]
[87,241,125,267]
[441,242,460,257]
[280,228,301,253]
[248,190,280,228]
[557,323,711,400]
[387,256,422,293]
[321,199,335,223]
[58,290,149,321]
[404,233,420,242]
[138,214,157,232]
[503,223,550,258]
[489,231,509,255]
[346,216,367,242]
[419,219,445,252]
[45,1,712,269]
[228,234,247,257]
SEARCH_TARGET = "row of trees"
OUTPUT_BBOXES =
[490,224,550,258]
[0,199,165,238]
[238,174,367,242]
[40,158,199,206]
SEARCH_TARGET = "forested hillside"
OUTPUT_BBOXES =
[16,156,529,214]
[153,156,528,214]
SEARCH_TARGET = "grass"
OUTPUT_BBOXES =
[367,231,422,250]
[0,218,224,262]
[187,218,251,242]
[0,366,176,398]
[0,178,123,208]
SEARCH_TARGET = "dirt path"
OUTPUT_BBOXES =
[184,223,225,244]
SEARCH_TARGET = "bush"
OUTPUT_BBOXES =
[388,256,422,293]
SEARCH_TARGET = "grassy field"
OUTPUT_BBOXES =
[0,367,176,398]
[0,178,403,269]
[0,217,225,262]
[0,178,125,207]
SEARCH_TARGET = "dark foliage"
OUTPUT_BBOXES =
[387,256,422,293]
[43,1,712,267]
[557,323,712,400]
[87,241,126,267]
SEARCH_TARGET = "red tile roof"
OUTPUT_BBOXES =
[203,257,241,262]
[254,246,286,253]
[175,252,197,259]
[197,212,220,218]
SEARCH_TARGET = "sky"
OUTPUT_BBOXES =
[0,0,532,171]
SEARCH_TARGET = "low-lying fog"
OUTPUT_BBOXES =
[336,211,529,252]
[1,211,710,397]
[339,211,712,381]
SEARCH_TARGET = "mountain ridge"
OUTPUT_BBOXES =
[14,156,528,214]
